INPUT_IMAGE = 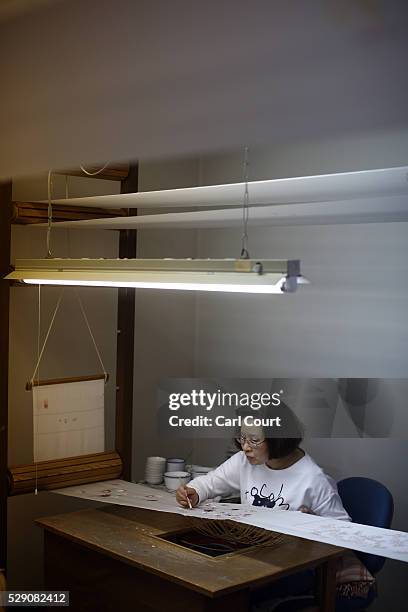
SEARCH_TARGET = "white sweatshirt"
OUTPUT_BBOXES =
[189,450,350,520]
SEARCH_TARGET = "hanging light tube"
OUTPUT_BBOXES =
[5,258,306,294]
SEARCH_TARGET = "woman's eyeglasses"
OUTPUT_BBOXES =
[235,435,265,448]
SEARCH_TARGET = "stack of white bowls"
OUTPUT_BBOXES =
[190,465,214,479]
[144,456,166,484]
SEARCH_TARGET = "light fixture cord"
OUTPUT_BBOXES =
[240,146,250,259]
[46,170,53,258]
[79,162,110,176]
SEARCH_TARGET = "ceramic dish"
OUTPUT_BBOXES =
[166,458,186,472]
[163,470,191,491]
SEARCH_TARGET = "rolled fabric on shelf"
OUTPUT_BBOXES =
[8,450,123,496]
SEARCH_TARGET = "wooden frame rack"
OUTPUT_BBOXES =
[0,162,137,577]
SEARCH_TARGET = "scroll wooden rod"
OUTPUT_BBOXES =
[53,163,130,181]
[8,451,123,496]
[26,373,109,391]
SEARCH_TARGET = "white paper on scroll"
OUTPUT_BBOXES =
[33,379,104,461]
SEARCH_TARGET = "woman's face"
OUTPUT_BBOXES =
[240,424,269,465]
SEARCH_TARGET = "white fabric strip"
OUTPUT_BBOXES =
[36,166,408,209]
[53,480,408,563]
[32,195,408,230]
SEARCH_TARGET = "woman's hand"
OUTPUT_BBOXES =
[176,485,199,508]
[299,505,315,515]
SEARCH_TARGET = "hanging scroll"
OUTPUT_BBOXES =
[32,375,105,462]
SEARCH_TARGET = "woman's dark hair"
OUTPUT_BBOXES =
[234,401,304,459]
[264,436,302,458]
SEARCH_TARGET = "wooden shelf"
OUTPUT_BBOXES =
[12,201,128,225]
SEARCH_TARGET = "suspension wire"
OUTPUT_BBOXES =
[46,170,53,258]
[66,228,72,259]
[240,146,250,259]
[79,162,110,176]
[65,174,72,257]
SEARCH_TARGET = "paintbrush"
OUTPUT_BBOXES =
[186,491,192,509]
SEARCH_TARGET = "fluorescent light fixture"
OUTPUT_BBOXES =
[5,258,306,294]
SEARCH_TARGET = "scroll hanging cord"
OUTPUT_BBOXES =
[29,290,108,387]
[34,284,41,495]
[240,146,250,259]
[74,289,108,383]
[30,289,64,387]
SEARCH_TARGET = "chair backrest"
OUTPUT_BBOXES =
[337,477,394,574]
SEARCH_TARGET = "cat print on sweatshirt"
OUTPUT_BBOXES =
[247,483,290,510]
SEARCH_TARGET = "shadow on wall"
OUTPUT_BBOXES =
[271,378,399,438]
[338,378,395,438]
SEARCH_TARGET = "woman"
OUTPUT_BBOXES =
[176,421,349,520]
[176,414,376,610]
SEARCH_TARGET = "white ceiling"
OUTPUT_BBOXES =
[1,0,407,178]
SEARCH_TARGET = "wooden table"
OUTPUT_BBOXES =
[36,506,344,612]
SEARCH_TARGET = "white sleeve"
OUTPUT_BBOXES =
[313,493,351,521]
[188,451,242,504]
[311,475,351,521]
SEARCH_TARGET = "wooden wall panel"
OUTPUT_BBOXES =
[115,164,138,480]
[0,181,12,572]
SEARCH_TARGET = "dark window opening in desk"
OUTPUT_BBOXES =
[159,529,252,557]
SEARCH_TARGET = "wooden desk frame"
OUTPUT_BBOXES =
[37,507,343,612]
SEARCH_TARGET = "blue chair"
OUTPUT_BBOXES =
[337,477,394,575]
[272,477,393,612]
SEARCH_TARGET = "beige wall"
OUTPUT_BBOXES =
[132,158,199,480]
